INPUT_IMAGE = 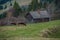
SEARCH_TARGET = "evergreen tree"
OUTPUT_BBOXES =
[28,0,39,11]
[13,1,22,17]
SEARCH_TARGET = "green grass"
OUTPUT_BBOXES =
[48,26,60,38]
[0,20,60,38]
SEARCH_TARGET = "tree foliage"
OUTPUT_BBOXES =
[28,0,55,11]
[13,1,22,17]
[0,12,7,19]
[28,0,39,11]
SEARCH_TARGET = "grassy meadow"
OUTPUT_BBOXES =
[0,20,60,40]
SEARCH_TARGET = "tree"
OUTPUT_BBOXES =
[13,1,22,17]
[28,0,39,11]
[0,12,7,19]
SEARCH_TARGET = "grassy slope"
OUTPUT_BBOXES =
[0,20,60,38]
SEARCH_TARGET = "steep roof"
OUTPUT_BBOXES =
[40,10,50,18]
[30,11,40,19]
[29,10,51,19]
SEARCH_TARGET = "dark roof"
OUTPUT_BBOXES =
[30,11,40,19]
[29,10,51,19]
[0,0,11,5]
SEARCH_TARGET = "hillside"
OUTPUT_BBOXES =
[0,20,60,38]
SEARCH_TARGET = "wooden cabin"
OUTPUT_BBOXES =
[25,10,51,23]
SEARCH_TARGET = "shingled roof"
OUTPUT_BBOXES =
[29,10,51,19]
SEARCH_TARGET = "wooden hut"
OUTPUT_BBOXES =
[25,10,51,23]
